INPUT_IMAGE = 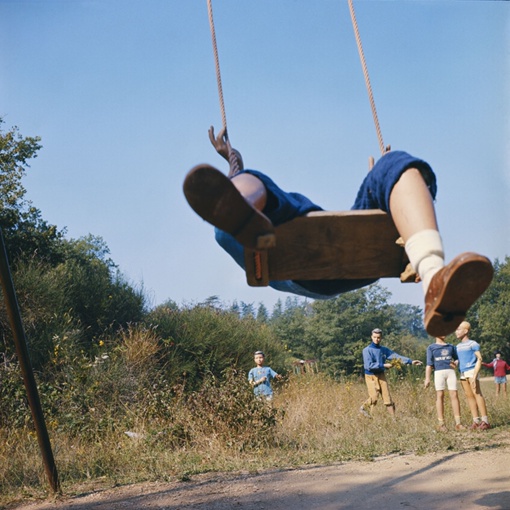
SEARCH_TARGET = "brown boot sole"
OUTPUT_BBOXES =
[424,252,493,336]
[183,164,275,250]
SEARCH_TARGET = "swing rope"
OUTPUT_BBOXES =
[207,0,387,163]
[206,0,240,175]
[348,0,387,155]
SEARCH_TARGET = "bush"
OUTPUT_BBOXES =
[144,302,287,391]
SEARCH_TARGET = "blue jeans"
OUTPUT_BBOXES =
[215,150,437,299]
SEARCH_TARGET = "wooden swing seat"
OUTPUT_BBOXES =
[244,209,415,287]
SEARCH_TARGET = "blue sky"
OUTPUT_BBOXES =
[1,0,508,312]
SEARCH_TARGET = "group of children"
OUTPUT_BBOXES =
[426,320,509,431]
[249,321,508,431]
[427,321,485,431]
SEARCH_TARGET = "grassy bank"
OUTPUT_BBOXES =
[1,374,509,507]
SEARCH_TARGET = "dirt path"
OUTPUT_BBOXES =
[11,445,510,510]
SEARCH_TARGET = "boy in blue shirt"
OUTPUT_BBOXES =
[360,328,422,416]
[455,321,490,430]
[248,351,281,401]
[424,336,464,431]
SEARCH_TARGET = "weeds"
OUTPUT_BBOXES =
[1,371,508,506]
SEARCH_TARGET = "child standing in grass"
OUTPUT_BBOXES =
[455,321,491,430]
[424,336,465,432]
[360,328,422,416]
[482,351,510,397]
[248,351,281,401]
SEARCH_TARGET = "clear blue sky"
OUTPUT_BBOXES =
[1,0,508,312]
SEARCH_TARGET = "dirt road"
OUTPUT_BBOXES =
[11,445,510,510]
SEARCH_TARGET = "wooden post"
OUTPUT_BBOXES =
[0,229,60,494]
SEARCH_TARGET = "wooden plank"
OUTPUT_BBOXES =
[245,210,409,286]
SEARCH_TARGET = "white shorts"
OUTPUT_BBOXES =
[434,369,458,391]
[460,368,479,381]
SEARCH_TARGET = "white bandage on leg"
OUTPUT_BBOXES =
[405,229,445,294]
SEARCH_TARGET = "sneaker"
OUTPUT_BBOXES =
[455,424,466,431]
[436,424,448,432]
[478,421,491,431]
[359,406,371,418]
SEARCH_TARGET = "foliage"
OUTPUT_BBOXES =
[184,368,281,450]
[0,118,63,265]
[467,257,510,361]
[0,240,146,370]
[271,285,427,378]
[2,374,509,504]
[144,300,288,392]
[0,120,146,370]
[269,297,312,360]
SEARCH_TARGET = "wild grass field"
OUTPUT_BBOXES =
[1,372,509,507]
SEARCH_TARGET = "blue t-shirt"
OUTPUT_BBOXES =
[362,342,412,375]
[248,366,278,396]
[426,343,457,371]
[456,339,480,372]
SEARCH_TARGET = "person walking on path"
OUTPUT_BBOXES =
[360,328,422,416]
[455,321,491,430]
[424,336,465,431]
[483,351,510,397]
[248,351,282,401]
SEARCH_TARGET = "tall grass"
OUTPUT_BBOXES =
[1,371,509,506]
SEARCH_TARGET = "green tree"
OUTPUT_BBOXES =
[468,257,510,360]
[0,118,63,264]
[297,285,423,377]
[1,235,146,369]
[391,303,427,338]
[0,120,146,368]
[240,301,255,319]
[270,298,310,360]
[271,299,284,320]
[256,302,270,323]
[51,235,145,338]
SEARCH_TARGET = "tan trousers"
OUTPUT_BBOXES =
[363,373,393,409]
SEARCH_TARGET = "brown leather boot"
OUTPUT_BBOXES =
[424,252,493,336]
[183,164,276,250]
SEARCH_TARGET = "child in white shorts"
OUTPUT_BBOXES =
[425,337,464,431]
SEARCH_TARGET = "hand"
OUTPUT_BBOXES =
[383,363,392,369]
[412,360,423,366]
[424,380,430,389]
[470,378,478,392]
[208,125,229,160]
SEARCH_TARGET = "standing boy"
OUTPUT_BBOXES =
[360,328,422,416]
[248,351,281,401]
[455,321,491,430]
[483,351,510,397]
[424,336,464,431]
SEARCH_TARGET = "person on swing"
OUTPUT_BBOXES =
[183,127,493,336]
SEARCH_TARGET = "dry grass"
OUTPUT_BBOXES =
[1,375,509,506]
[117,325,161,369]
